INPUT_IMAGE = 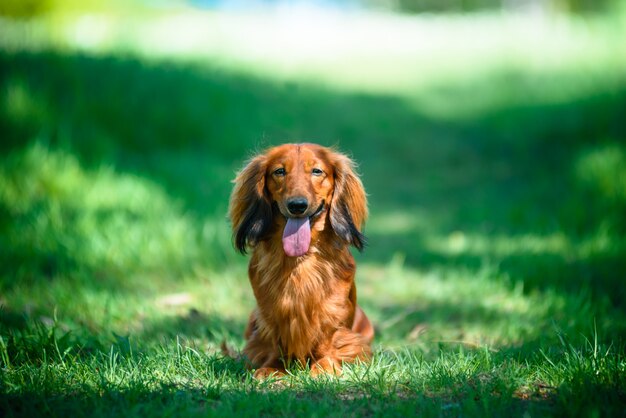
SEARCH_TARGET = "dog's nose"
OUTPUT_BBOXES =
[286,197,309,215]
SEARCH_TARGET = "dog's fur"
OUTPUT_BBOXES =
[229,143,374,377]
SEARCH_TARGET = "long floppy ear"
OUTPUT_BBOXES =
[329,152,368,251]
[228,154,273,254]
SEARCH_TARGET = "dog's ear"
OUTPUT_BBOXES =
[228,154,273,254]
[329,152,368,251]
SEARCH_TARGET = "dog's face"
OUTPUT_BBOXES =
[229,143,367,256]
[265,145,336,257]
[265,144,333,222]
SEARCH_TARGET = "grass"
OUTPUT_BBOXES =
[1,7,626,417]
[1,329,624,417]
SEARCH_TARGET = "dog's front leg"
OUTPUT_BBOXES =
[311,356,342,376]
[311,327,372,376]
[254,363,286,379]
[243,331,286,379]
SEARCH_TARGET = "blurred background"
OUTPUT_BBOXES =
[1,0,625,355]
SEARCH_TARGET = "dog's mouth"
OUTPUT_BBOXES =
[281,201,324,257]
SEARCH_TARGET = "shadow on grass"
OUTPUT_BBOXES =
[3,372,622,418]
[1,48,626,352]
[0,383,556,418]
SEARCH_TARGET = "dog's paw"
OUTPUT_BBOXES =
[253,367,285,380]
[310,358,342,377]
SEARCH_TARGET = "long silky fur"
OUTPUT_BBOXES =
[228,144,374,377]
[329,153,368,250]
[229,155,274,254]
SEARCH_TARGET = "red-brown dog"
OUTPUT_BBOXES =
[229,143,374,378]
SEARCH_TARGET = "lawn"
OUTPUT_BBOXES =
[1,7,626,417]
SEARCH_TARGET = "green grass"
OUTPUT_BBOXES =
[1,9,626,417]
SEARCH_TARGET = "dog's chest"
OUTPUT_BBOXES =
[254,256,344,356]
[272,259,330,319]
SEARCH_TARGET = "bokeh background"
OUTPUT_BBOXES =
[1,0,626,372]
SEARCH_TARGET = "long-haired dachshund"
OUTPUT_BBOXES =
[229,143,374,378]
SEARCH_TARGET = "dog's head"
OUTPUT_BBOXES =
[229,143,367,256]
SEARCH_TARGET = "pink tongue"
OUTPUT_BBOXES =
[282,217,311,257]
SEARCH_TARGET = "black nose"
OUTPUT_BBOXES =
[286,197,308,215]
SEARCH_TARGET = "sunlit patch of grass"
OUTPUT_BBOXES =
[0,143,221,280]
[358,258,603,350]
[421,229,626,260]
[424,231,571,257]
[1,264,253,352]
[366,209,435,235]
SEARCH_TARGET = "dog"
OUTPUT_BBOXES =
[228,143,374,378]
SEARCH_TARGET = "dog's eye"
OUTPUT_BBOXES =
[312,168,324,176]
[273,168,286,176]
